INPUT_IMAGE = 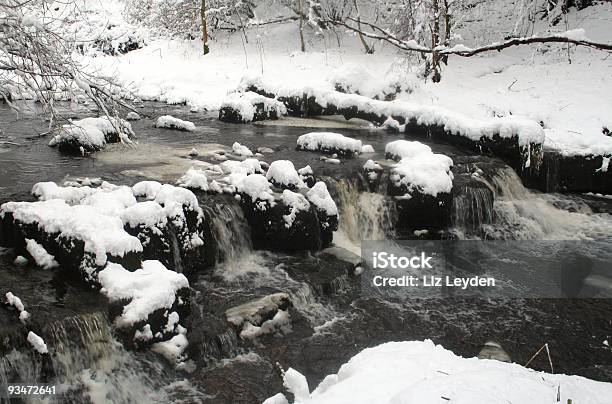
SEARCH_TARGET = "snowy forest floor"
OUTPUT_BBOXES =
[87,2,612,157]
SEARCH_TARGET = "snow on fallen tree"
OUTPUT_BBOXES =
[297,132,363,157]
[48,116,135,155]
[219,91,286,123]
[265,340,612,404]
[240,76,543,174]
[155,115,196,132]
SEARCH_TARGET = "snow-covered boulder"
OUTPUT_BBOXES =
[298,165,315,188]
[225,293,292,341]
[297,132,362,157]
[266,340,612,404]
[126,111,141,121]
[266,160,305,190]
[0,180,211,286]
[385,141,454,235]
[48,116,135,155]
[219,92,286,123]
[0,199,143,284]
[99,260,190,347]
[306,182,339,246]
[155,115,196,132]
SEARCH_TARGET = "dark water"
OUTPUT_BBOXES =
[1,102,611,403]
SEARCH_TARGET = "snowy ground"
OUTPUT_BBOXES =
[265,340,612,404]
[84,2,612,157]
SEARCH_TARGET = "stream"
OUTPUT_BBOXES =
[1,102,611,403]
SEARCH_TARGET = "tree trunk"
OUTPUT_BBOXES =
[201,0,209,55]
[431,0,441,82]
[353,0,373,54]
[298,0,306,52]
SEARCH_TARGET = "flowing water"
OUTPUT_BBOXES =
[1,102,612,402]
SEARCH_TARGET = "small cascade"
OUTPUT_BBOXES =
[207,199,253,264]
[330,178,396,255]
[481,167,612,240]
[288,283,338,327]
[451,184,495,230]
[47,312,114,380]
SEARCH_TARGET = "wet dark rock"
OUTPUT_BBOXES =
[239,196,331,252]
[525,151,612,194]
[387,184,453,237]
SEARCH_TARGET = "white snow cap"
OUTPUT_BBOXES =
[155,115,196,132]
[267,160,305,189]
[98,260,189,327]
[306,182,338,216]
[385,140,432,160]
[297,132,362,155]
[25,239,59,269]
[281,190,310,228]
[49,116,134,150]
[387,140,453,197]
[265,340,612,404]
[232,142,254,157]
[177,167,209,191]
[27,331,48,354]
[237,174,275,204]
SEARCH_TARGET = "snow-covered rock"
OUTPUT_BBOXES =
[266,160,305,190]
[177,168,209,191]
[48,116,135,154]
[385,140,432,161]
[99,260,190,345]
[155,115,196,132]
[266,340,612,404]
[27,331,48,354]
[297,132,362,156]
[231,142,254,157]
[126,111,141,121]
[226,293,292,341]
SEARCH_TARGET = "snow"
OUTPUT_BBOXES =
[152,333,189,363]
[134,324,153,341]
[126,112,141,121]
[177,168,209,191]
[25,238,59,269]
[13,256,28,266]
[120,201,168,228]
[237,174,275,205]
[226,292,290,327]
[306,182,338,216]
[297,166,313,176]
[72,2,612,157]
[556,28,588,41]
[297,132,362,155]
[231,142,253,157]
[98,260,188,327]
[360,145,375,153]
[267,160,305,189]
[280,190,311,228]
[220,91,286,122]
[283,368,310,402]
[385,140,432,161]
[1,199,143,272]
[363,160,382,171]
[267,340,612,404]
[387,141,454,197]
[239,309,291,340]
[155,115,196,132]
[49,117,134,151]
[5,291,25,312]
[32,182,96,204]
[27,331,48,354]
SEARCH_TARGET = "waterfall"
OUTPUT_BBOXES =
[206,198,253,264]
[451,184,495,230]
[481,167,612,240]
[330,178,396,255]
